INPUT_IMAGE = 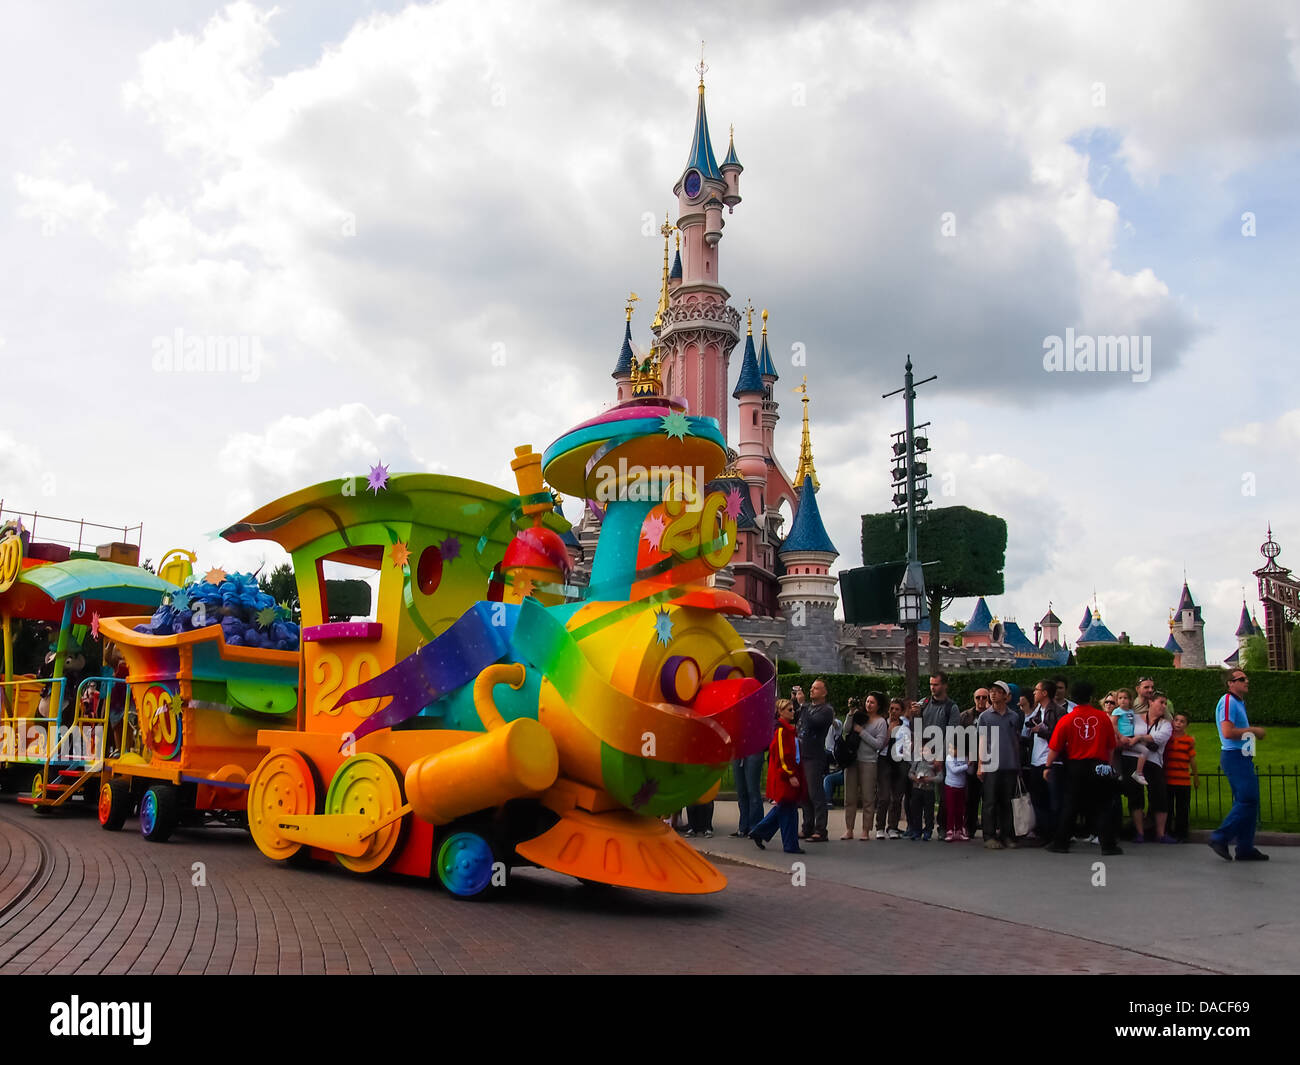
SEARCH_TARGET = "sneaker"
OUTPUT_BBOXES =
[1157,835,1177,844]
[703,830,713,838]
[840,831,854,840]
[958,830,970,841]
[683,829,696,838]
[1003,839,1018,849]
[729,830,744,838]
[1208,838,1232,861]
[875,830,885,839]
[785,847,807,854]
[859,832,871,840]
[984,839,1004,850]
[944,830,956,842]
[1086,835,1099,845]
[922,831,932,841]
[1236,848,1270,861]
[1130,835,1144,844]
[751,834,766,851]
[1132,772,1148,786]
[887,829,902,840]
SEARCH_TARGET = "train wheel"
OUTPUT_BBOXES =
[30,771,53,814]
[435,830,498,898]
[247,748,319,862]
[139,784,179,842]
[98,780,131,831]
[324,753,405,874]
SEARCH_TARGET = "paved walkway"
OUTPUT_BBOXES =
[0,802,1216,974]
[696,803,1300,974]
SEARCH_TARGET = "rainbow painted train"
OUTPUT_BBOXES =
[0,396,774,897]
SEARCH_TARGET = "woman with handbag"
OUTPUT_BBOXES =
[839,692,889,839]
[750,698,806,854]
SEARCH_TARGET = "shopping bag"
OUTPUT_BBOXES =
[1012,774,1036,836]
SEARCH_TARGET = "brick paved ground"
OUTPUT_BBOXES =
[0,803,1206,974]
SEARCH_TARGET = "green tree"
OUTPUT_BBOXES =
[258,562,300,623]
[1241,633,1269,672]
[859,506,1007,676]
[951,620,965,647]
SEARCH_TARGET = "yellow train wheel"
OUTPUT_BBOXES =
[247,748,319,862]
[324,753,405,874]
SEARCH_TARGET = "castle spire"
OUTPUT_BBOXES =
[653,213,674,332]
[613,293,639,379]
[793,375,820,490]
[757,308,778,379]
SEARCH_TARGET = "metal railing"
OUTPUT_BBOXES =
[1191,766,1299,827]
[0,503,143,551]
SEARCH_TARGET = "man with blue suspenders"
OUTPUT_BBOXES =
[1208,670,1268,862]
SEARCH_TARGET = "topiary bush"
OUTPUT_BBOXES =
[1076,644,1175,668]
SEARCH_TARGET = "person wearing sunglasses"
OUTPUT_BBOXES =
[1208,672,1268,862]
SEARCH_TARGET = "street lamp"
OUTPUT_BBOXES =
[896,561,926,624]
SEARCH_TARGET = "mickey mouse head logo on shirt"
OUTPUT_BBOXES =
[1073,716,1097,740]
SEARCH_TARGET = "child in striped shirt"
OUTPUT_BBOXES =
[1164,713,1198,842]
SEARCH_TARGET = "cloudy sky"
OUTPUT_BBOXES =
[3,0,1298,662]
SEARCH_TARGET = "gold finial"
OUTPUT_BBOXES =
[761,308,768,335]
[794,374,820,490]
[653,213,674,332]
[625,292,640,321]
[697,41,707,87]
[745,300,754,335]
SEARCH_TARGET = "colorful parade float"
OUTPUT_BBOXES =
[78,386,772,897]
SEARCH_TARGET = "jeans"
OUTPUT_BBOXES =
[907,783,935,836]
[732,753,765,835]
[1168,783,1191,841]
[800,757,829,835]
[686,801,713,833]
[876,758,905,831]
[965,776,982,837]
[1052,760,1118,851]
[752,800,800,852]
[1212,750,1259,854]
[1025,764,1052,838]
[981,769,1017,842]
[822,768,844,806]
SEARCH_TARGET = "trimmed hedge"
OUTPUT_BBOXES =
[1076,644,1174,668]
[779,667,1300,724]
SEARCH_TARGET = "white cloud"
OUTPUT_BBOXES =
[14,173,115,236]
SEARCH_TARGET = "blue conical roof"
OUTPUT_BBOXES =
[684,86,722,181]
[669,250,682,280]
[757,329,777,379]
[1235,601,1254,637]
[966,597,993,633]
[612,319,634,378]
[1079,616,1118,643]
[733,332,763,397]
[780,475,837,556]
[1079,605,1092,631]
[721,130,742,170]
[1164,633,1182,654]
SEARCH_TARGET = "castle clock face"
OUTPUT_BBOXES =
[683,169,702,198]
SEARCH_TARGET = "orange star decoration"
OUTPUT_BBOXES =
[513,574,535,598]
[204,567,228,585]
[390,540,411,569]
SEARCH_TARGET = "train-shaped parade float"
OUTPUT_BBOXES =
[0,389,775,898]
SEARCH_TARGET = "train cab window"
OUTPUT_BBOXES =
[318,547,382,623]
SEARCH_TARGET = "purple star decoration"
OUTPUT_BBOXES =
[366,462,390,494]
[440,535,461,562]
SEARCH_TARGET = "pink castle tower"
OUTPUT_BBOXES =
[657,63,743,438]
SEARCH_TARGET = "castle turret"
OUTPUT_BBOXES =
[720,125,743,212]
[778,473,840,673]
[1039,605,1062,647]
[793,375,820,491]
[612,296,638,405]
[733,306,766,503]
[1171,580,1206,668]
[659,66,741,437]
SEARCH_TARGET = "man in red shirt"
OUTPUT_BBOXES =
[1043,679,1122,855]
